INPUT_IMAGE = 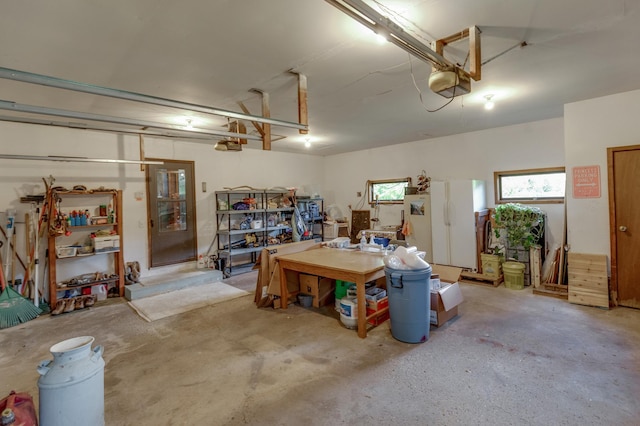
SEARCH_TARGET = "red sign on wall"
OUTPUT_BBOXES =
[572,165,601,198]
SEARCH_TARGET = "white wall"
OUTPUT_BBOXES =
[322,118,566,252]
[7,90,634,291]
[564,88,640,257]
[0,122,323,283]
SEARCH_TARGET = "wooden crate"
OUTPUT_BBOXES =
[567,253,609,309]
[533,283,568,300]
[459,271,503,287]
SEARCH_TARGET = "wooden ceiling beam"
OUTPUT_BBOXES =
[289,71,308,135]
[434,26,481,81]
[237,101,265,137]
[258,90,272,150]
[238,89,272,150]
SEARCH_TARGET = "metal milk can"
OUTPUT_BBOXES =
[37,336,105,426]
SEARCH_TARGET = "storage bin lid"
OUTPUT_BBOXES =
[503,261,525,271]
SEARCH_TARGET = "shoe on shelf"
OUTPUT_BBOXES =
[75,296,85,310]
[51,300,66,316]
[84,294,96,307]
[63,298,75,313]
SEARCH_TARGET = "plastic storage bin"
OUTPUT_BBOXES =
[503,261,525,289]
[481,253,502,278]
[385,265,432,343]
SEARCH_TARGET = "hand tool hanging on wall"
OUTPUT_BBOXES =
[11,232,16,287]
[0,226,26,273]
[31,207,40,308]
[2,209,16,282]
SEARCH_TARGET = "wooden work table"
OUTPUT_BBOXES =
[278,247,386,338]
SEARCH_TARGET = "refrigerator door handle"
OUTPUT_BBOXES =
[444,201,451,226]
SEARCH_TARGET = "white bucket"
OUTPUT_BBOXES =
[251,220,263,229]
[339,297,358,329]
[37,336,105,426]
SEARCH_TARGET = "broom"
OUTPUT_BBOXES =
[0,241,42,329]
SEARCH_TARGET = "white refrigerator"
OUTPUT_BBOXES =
[430,179,486,270]
[403,194,433,263]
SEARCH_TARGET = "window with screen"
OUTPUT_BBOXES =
[494,167,566,204]
[368,178,412,205]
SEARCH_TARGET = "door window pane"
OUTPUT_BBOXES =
[156,169,186,200]
[156,169,187,232]
[158,200,187,232]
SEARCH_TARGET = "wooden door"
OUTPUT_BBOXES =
[146,160,197,267]
[608,145,640,308]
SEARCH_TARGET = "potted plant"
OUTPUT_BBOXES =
[493,203,545,260]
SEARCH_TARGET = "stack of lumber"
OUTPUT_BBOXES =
[534,246,568,299]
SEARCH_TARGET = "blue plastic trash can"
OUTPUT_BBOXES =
[385,265,432,343]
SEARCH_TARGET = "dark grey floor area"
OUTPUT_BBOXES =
[1,275,639,426]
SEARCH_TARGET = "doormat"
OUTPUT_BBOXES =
[128,282,249,322]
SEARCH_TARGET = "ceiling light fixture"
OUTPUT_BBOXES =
[185,119,194,130]
[304,138,311,148]
[484,94,495,110]
[374,33,388,44]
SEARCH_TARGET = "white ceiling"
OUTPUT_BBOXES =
[1,0,639,156]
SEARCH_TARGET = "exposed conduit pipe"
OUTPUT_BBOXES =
[0,100,262,141]
[0,114,222,142]
[0,66,308,132]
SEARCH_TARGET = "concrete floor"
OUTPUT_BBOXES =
[1,273,639,426]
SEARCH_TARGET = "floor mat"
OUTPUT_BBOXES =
[128,281,249,322]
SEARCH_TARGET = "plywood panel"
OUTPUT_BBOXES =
[568,252,609,308]
[351,210,370,243]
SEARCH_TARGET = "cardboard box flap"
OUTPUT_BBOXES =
[431,264,463,283]
[438,282,463,311]
[264,241,322,296]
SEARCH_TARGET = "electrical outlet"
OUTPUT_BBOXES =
[357,191,362,197]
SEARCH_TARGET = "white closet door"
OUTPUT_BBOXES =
[429,181,450,265]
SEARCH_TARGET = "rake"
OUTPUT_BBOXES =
[0,240,42,329]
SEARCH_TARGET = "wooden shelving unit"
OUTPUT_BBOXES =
[47,190,124,307]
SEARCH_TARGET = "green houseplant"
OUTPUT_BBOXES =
[493,203,545,259]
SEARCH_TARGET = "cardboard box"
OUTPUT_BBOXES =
[430,265,464,327]
[365,294,388,311]
[368,310,390,326]
[260,241,320,305]
[430,283,463,326]
[299,274,335,308]
[365,286,386,301]
[366,296,389,326]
